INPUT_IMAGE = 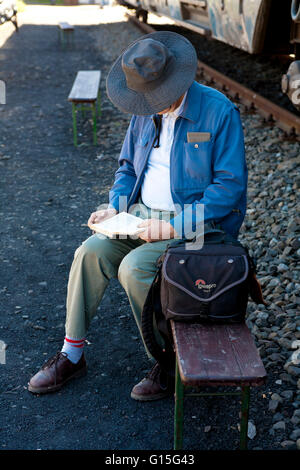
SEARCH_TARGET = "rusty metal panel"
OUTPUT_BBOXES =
[138,0,271,53]
[141,0,170,17]
[207,0,271,53]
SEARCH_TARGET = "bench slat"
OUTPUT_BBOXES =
[171,321,267,387]
[68,71,101,103]
[59,22,74,31]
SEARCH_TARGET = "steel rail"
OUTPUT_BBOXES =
[127,14,300,138]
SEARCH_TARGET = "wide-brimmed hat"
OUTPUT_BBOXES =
[106,31,198,115]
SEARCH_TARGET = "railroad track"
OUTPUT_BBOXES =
[127,14,300,139]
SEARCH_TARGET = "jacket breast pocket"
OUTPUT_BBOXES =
[183,141,213,187]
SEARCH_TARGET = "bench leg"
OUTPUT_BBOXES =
[240,386,250,450]
[66,31,73,48]
[72,103,78,147]
[58,29,64,47]
[97,89,101,117]
[174,357,184,450]
[91,102,97,145]
[62,31,66,50]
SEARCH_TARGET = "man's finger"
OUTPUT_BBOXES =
[137,220,150,227]
[139,233,151,242]
[87,214,95,225]
[88,212,101,228]
[90,211,105,224]
[138,226,150,239]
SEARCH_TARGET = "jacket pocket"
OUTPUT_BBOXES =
[181,141,213,188]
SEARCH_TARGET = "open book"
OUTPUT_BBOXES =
[89,212,146,237]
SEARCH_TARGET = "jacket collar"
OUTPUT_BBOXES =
[147,81,201,122]
[178,81,201,123]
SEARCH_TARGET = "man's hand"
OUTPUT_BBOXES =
[138,218,178,242]
[87,208,117,230]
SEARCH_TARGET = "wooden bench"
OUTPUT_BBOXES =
[171,321,267,450]
[68,71,102,146]
[58,22,74,49]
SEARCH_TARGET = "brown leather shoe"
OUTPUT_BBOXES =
[131,362,173,401]
[28,352,87,394]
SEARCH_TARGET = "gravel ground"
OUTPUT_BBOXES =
[0,4,299,451]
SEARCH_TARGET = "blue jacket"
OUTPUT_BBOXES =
[109,81,248,239]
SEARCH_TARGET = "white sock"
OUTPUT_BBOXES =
[61,336,85,364]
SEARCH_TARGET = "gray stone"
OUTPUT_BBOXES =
[269,400,279,412]
[268,278,280,288]
[278,263,289,273]
[290,429,300,440]
[247,421,256,440]
[272,421,286,431]
[271,393,283,402]
[288,366,300,377]
[257,312,269,321]
[281,390,294,400]
[291,415,300,425]
[280,440,296,449]
[272,412,284,422]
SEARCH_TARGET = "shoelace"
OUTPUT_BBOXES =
[42,351,67,369]
[145,362,161,384]
[42,351,68,386]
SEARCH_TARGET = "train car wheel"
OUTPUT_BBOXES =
[135,7,148,24]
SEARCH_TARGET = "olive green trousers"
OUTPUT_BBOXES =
[65,202,177,357]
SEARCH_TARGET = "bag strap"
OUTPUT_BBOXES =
[167,228,229,250]
[141,267,175,375]
[248,271,267,306]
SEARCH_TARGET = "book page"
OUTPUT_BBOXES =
[90,212,146,237]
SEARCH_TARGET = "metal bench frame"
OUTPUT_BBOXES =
[68,71,102,146]
[71,91,101,146]
[174,359,251,450]
[58,22,74,49]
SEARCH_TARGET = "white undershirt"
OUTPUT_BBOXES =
[141,92,187,211]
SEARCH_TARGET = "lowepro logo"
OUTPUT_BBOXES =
[195,279,216,291]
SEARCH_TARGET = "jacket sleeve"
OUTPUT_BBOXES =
[108,116,137,212]
[169,105,248,239]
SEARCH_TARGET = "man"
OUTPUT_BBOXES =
[28,31,247,400]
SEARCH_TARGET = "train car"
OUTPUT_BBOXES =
[123,0,300,111]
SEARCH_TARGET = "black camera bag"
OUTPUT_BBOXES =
[141,229,266,374]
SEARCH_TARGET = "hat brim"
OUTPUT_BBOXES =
[106,30,198,115]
